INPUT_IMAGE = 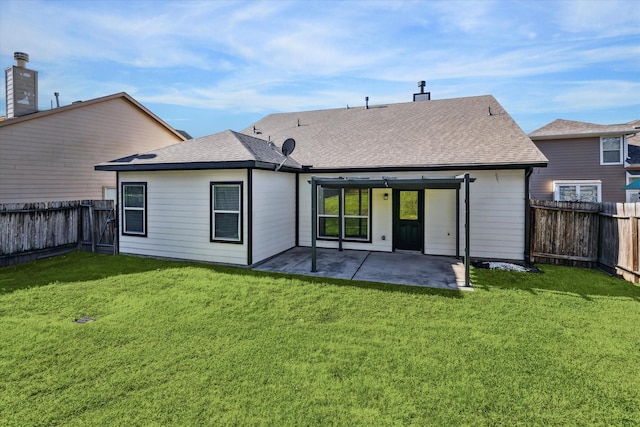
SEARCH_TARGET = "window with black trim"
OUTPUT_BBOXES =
[122,183,146,236]
[211,182,242,242]
[318,187,370,240]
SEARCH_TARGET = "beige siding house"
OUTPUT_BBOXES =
[98,95,548,267]
[529,119,640,203]
[0,92,186,203]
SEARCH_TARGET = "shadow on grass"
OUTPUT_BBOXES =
[0,251,463,299]
[0,252,187,295]
[244,268,464,299]
[472,264,640,301]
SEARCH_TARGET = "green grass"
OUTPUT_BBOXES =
[1,252,639,426]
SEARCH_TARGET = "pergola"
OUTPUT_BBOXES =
[310,174,475,287]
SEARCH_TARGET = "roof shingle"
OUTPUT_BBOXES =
[98,95,547,171]
[242,95,546,169]
[529,118,639,140]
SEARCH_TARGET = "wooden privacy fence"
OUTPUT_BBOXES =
[530,200,639,283]
[0,200,116,267]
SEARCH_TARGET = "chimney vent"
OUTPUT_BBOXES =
[365,96,369,109]
[54,92,60,108]
[5,52,38,118]
[413,80,431,102]
[14,52,29,68]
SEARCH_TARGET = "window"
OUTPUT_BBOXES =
[211,182,242,242]
[601,136,623,165]
[627,176,640,203]
[122,183,146,236]
[318,187,370,240]
[553,181,601,203]
[103,187,117,202]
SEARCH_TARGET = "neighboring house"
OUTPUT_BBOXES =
[529,119,640,203]
[96,95,548,267]
[626,120,640,200]
[1,52,186,203]
[0,92,186,203]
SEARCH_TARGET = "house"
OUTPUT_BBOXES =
[529,119,640,203]
[96,94,548,270]
[0,52,186,203]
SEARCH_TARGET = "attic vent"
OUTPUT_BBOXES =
[413,80,431,101]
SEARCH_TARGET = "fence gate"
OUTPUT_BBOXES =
[78,200,117,255]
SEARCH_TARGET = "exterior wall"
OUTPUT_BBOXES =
[530,137,627,202]
[424,188,457,255]
[0,97,183,203]
[118,170,249,265]
[251,169,296,263]
[467,169,525,260]
[299,169,526,261]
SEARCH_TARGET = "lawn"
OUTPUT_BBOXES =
[1,252,639,426]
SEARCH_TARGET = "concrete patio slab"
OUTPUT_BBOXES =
[253,247,471,291]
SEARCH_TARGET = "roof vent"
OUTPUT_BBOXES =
[413,81,431,101]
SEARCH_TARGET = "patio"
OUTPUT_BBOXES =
[253,247,471,291]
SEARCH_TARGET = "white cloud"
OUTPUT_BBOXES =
[555,0,640,36]
[1,0,638,137]
[551,80,640,111]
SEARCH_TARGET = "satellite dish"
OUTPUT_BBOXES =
[282,138,296,157]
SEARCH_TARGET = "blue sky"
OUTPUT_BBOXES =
[1,0,639,138]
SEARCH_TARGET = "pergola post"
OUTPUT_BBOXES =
[464,173,471,287]
[311,176,318,272]
[338,188,343,251]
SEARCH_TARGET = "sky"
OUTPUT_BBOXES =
[1,0,639,138]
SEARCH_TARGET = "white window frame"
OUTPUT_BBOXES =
[553,180,602,203]
[211,182,242,243]
[122,183,146,236]
[626,174,640,203]
[317,187,371,241]
[103,186,117,202]
[600,136,623,165]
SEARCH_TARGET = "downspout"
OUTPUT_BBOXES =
[455,187,460,259]
[116,171,120,254]
[295,173,299,247]
[524,167,533,264]
[247,169,253,265]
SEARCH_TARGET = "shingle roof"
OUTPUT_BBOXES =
[96,130,301,171]
[242,95,546,169]
[529,119,640,140]
[0,92,187,141]
[98,94,547,172]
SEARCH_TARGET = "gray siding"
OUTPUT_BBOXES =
[530,137,626,202]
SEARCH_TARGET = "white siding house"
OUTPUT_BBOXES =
[118,169,250,265]
[97,95,547,266]
[251,169,297,263]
